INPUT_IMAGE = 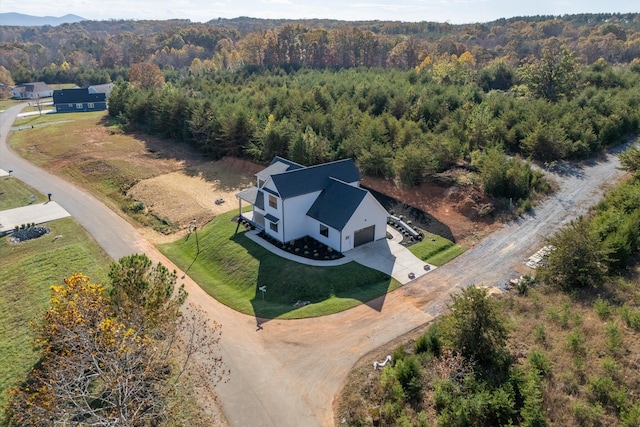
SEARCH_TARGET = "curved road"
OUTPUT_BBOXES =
[0,104,630,426]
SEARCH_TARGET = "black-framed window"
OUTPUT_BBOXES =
[320,224,328,237]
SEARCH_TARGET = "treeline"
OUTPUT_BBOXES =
[540,146,640,289]
[1,13,640,84]
[107,55,639,195]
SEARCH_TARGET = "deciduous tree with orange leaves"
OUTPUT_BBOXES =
[5,255,226,427]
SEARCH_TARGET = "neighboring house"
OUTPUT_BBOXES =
[88,83,114,97]
[236,157,389,253]
[53,88,107,113]
[11,82,54,99]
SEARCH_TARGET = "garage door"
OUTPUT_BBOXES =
[354,225,375,247]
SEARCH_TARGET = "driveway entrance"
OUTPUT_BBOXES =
[344,226,436,284]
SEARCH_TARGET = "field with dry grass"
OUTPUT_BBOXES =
[9,111,261,243]
[336,268,640,426]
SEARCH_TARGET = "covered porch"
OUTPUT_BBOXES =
[236,187,265,230]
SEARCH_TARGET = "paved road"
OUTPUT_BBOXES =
[1,103,630,426]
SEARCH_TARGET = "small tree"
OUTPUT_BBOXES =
[538,217,609,290]
[129,62,165,89]
[445,285,509,369]
[109,253,186,327]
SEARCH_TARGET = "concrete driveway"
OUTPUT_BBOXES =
[344,228,436,284]
[0,196,70,234]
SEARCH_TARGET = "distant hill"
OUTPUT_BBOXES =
[0,13,86,26]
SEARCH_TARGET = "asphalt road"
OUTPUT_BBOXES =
[0,103,631,426]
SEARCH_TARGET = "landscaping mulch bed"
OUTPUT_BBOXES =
[257,231,344,261]
[9,225,50,242]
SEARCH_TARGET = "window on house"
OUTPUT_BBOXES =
[87,103,94,108]
[76,103,83,109]
[270,221,278,232]
[258,179,265,188]
[269,195,277,209]
[320,224,328,237]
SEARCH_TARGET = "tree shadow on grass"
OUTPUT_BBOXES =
[228,233,393,325]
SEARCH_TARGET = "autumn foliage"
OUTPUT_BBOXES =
[4,255,225,427]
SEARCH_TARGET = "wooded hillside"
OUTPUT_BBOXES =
[1,14,639,83]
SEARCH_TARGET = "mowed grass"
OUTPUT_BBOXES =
[408,230,466,266]
[0,215,111,413]
[0,176,47,210]
[158,210,399,319]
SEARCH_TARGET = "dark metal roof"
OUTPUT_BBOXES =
[264,213,280,223]
[306,178,367,231]
[270,158,360,200]
[255,190,265,210]
[53,88,106,104]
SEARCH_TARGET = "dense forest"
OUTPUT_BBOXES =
[1,14,640,83]
[2,13,638,211]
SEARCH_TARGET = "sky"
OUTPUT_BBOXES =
[1,0,638,25]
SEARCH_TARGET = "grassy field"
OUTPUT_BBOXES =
[0,176,48,210]
[407,230,466,266]
[0,214,112,413]
[9,111,182,232]
[158,210,400,319]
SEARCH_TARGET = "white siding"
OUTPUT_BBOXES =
[281,191,321,242]
[262,181,284,241]
[341,193,388,252]
[306,218,341,252]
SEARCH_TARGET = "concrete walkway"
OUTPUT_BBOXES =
[0,200,70,233]
[244,225,435,284]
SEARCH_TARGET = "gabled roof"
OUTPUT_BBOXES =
[53,88,106,104]
[21,82,52,93]
[270,158,360,200]
[270,156,304,170]
[88,84,114,94]
[306,178,367,231]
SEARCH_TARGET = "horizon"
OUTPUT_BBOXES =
[0,1,638,26]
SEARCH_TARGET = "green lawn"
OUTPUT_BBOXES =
[407,231,466,266]
[0,176,48,210]
[0,214,111,414]
[158,210,400,319]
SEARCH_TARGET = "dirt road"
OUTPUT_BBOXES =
[1,104,632,426]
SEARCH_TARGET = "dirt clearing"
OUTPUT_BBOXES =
[129,158,262,244]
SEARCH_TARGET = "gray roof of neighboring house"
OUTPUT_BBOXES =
[88,83,113,94]
[306,178,368,231]
[269,158,360,200]
[22,82,52,92]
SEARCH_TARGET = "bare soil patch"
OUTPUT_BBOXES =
[128,158,261,244]
[361,174,500,248]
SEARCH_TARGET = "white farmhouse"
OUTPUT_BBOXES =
[236,157,388,253]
